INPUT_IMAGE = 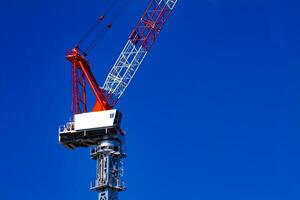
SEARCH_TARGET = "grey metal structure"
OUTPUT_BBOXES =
[59,111,125,200]
[91,139,126,200]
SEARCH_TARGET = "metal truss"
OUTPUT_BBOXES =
[102,0,177,106]
[159,0,177,10]
[90,139,126,200]
[102,40,147,105]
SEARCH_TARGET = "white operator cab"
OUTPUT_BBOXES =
[59,109,124,149]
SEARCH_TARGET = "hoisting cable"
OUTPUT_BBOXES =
[76,0,121,48]
[85,23,112,54]
[76,16,105,48]
[84,0,133,54]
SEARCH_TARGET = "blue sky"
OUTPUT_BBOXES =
[0,0,296,199]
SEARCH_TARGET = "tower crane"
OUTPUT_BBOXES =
[58,1,177,200]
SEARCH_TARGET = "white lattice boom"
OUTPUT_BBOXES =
[103,41,147,101]
[103,0,177,105]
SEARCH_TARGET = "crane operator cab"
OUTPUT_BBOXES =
[59,109,124,149]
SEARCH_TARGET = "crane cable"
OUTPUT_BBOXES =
[76,0,120,48]
[85,25,109,54]
[85,0,133,54]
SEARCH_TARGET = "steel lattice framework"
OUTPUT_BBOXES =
[90,140,126,200]
[103,0,177,106]
[59,1,177,200]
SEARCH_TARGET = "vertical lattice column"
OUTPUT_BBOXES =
[98,189,118,200]
[91,139,126,200]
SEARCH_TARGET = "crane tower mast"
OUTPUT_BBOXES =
[59,1,177,200]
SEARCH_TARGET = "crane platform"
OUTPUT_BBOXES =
[59,110,124,149]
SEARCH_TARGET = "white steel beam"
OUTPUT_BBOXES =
[102,40,147,99]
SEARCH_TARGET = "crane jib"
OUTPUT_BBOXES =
[68,0,177,115]
[102,0,177,105]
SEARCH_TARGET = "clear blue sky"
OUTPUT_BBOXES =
[0,0,296,199]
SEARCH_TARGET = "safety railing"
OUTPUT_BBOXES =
[58,121,75,134]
